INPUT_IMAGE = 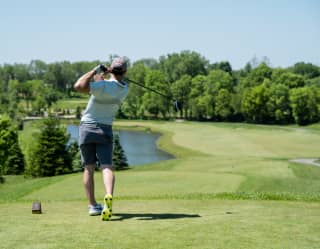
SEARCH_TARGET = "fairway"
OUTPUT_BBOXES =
[1,121,320,249]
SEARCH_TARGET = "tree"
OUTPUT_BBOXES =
[272,69,305,88]
[112,133,129,170]
[7,80,20,119]
[18,80,34,110]
[230,92,244,121]
[307,76,320,87]
[215,89,233,121]
[5,141,25,175]
[122,62,148,118]
[17,80,61,114]
[159,50,208,82]
[188,75,207,120]
[291,62,320,79]
[26,116,72,177]
[241,81,271,123]
[28,60,47,79]
[248,55,271,69]
[76,106,82,119]
[266,83,291,124]
[207,70,234,92]
[201,78,217,119]
[240,63,273,88]
[142,70,171,118]
[132,58,159,70]
[195,70,235,120]
[171,75,192,118]
[289,87,320,125]
[0,115,25,175]
[67,141,82,173]
[11,63,31,82]
[44,62,77,92]
[238,62,252,77]
[31,81,61,112]
[209,61,232,74]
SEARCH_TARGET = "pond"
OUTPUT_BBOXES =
[67,125,174,166]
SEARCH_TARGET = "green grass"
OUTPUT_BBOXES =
[2,120,320,248]
[0,175,71,203]
[51,97,88,110]
[1,200,319,249]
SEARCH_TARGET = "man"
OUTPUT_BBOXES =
[74,57,128,221]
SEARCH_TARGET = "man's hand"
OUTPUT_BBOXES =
[94,64,108,74]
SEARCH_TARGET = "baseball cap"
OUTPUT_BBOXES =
[110,57,127,74]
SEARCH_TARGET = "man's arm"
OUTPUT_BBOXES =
[73,70,95,93]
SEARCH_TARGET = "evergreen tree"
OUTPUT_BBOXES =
[67,134,130,172]
[76,106,81,119]
[112,133,129,170]
[68,141,82,172]
[26,116,72,177]
[0,115,25,175]
[4,141,25,175]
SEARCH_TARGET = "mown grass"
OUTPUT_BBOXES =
[1,120,320,249]
[0,175,71,203]
[0,200,319,249]
[15,120,320,202]
[51,97,88,110]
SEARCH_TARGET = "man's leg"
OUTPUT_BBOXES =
[101,166,115,195]
[101,166,114,221]
[97,138,114,221]
[83,164,97,206]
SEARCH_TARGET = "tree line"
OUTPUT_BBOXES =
[123,53,320,125]
[1,51,319,126]
[0,50,319,180]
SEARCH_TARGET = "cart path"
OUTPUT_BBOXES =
[290,158,320,167]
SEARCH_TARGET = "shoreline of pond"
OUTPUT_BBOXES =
[67,124,175,166]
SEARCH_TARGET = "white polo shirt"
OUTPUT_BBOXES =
[81,79,129,125]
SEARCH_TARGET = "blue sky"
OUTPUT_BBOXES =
[1,0,319,69]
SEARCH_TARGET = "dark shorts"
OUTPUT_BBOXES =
[79,123,113,168]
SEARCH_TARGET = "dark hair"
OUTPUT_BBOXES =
[111,68,126,76]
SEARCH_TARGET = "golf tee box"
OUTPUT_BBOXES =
[32,201,42,214]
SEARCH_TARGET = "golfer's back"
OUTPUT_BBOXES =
[81,80,128,125]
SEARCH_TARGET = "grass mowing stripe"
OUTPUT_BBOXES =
[115,192,320,202]
[0,174,73,203]
[7,192,320,203]
[289,162,320,179]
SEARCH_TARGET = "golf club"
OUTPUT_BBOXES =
[99,64,182,112]
[125,78,181,112]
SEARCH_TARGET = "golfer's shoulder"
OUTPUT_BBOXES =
[90,80,106,89]
[105,79,128,89]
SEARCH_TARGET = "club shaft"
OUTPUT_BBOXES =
[126,78,171,100]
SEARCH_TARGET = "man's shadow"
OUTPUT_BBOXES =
[111,213,201,221]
